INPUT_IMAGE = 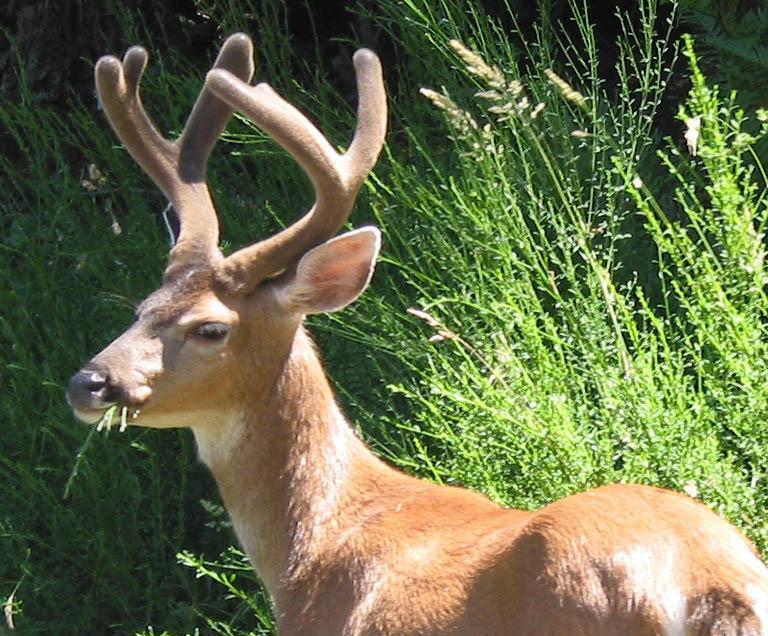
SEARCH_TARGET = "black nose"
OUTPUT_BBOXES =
[67,368,111,411]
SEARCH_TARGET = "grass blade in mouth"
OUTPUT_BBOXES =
[95,405,118,432]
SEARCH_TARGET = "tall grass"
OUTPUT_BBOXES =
[357,1,767,542]
[1,0,766,634]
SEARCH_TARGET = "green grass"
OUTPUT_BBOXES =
[1,0,767,634]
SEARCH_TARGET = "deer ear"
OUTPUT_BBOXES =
[273,227,381,314]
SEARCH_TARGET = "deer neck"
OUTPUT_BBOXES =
[192,326,394,599]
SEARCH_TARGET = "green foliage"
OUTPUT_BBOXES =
[1,0,767,634]
[676,0,768,107]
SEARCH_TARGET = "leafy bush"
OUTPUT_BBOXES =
[676,0,768,107]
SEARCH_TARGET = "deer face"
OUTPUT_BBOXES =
[68,269,245,428]
[67,34,386,431]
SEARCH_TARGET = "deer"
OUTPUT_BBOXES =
[66,33,768,635]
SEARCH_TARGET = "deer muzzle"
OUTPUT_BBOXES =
[66,367,119,416]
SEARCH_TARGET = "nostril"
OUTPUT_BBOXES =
[84,371,108,393]
[67,368,117,412]
[68,368,121,415]
[68,369,109,397]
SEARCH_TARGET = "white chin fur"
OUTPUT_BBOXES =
[73,408,111,425]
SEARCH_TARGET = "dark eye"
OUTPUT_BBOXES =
[192,322,230,341]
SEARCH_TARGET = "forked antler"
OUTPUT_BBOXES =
[95,34,254,275]
[206,48,387,293]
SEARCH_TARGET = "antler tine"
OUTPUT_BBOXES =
[206,49,387,293]
[178,33,254,183]
[95,34,254,273]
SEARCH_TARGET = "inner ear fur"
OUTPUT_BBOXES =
[272,227,381,315]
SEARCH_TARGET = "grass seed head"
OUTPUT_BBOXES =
[544,69,587,109]
[420,87,479,135]
[449,40,507,92]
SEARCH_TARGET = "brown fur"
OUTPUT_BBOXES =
[205,327,768,635]
[70,35,768,635]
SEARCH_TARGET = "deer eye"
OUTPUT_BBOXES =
[192,322,230,341]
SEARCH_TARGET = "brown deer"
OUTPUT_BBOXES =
[67,33,768,635]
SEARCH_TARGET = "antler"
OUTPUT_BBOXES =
[206,48,387,293]
[95,33,255,276]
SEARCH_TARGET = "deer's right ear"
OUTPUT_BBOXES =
[273,227,381,315]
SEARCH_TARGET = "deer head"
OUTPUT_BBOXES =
[66,33,387,431]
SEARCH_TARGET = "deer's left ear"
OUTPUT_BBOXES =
[273,227,381,314]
